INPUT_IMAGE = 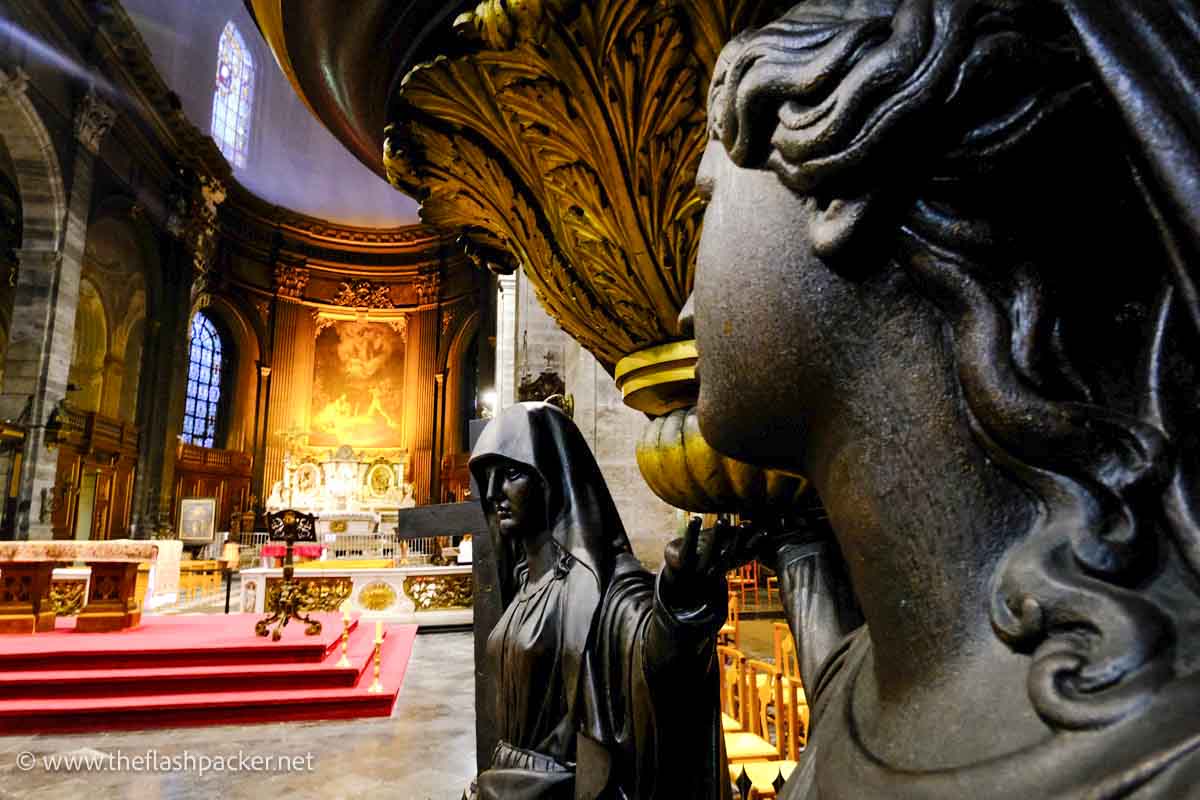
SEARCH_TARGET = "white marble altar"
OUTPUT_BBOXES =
[240,564,472,627]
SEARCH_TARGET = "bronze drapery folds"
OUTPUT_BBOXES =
[468,402,748,799]
[694,0,1200,797]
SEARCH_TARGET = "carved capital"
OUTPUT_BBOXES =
[0,67,29,98]
[414,272,440,305]
[273,264,310,298]
[74,90,117,155]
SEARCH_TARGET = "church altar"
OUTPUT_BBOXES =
[266,443,411,515]
[240,564,471,627]
[0,540,158,632]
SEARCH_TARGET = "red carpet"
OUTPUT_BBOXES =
[0,614,417,733]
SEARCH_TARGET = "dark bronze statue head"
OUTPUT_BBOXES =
[695,0,1200,751]
[477,459,544,540]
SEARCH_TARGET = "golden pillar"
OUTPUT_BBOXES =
[263,297,315,492]
[404,297,441,504]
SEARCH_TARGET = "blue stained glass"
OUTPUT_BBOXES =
[211,22,255,170]
[181,311,226,449]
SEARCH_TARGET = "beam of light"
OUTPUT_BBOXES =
[0,18,123,104]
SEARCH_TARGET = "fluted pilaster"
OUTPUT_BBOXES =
[263,298,315,491]
[403,306,440,504]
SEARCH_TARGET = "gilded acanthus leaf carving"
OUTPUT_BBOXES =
[387,0,783,370]
[454,0,575,48]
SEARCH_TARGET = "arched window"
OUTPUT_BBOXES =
[183,312,224,449]
[211,21,255,169]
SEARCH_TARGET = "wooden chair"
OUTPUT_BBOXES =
[764,567,780,607]
[770,623,809,748]
[718,644,746,733]
[729,668,804,797]
[721,647,780,765]
[731,761,797,799]
[719,592,740,647]
[727,562,758,608]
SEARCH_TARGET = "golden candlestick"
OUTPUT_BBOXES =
[336,610,352,668]
[367,621,384,693]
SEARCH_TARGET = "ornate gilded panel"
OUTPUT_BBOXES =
[265,577,353,613]
[357,581,399,611]
[49,579,86,616]
[403,574,473,611]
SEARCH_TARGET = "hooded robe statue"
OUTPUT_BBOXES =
[467,402,726,800]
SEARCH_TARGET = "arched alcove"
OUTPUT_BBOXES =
[82,213,150,421]
[67,279,108,414]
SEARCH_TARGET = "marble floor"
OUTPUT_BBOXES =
[0,630,477,800]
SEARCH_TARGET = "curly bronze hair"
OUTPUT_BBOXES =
[709,0,1200,730]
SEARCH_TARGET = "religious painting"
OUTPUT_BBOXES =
[310,320,405,446]
[178,497,217,543]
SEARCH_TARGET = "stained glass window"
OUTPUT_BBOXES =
[211,21,254,169]
[183,312,223,449]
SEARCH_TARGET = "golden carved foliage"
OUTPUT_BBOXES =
[387,0,777,370]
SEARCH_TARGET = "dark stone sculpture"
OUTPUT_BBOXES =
[691,0,1200,797]
[467,402,748,799]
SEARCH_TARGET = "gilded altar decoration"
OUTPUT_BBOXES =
[265,577,353,613]
[385,0,784,370]
[357,580,398,611]
[49,579,86,616]
[331,279,395,309]
[310,320,406,447]
[403,574,472,611]
[329,519,348,533]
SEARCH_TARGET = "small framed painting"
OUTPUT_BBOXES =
[179,497,218,544]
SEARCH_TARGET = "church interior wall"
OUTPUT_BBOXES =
[0,2,488,541]
[504,271,684,569]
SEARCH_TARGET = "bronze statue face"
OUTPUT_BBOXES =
[691,140,889,476]
[481,460,541,539]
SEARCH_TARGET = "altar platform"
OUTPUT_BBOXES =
[0,613,416,733]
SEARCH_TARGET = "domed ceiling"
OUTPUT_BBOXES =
[124,0,419,228]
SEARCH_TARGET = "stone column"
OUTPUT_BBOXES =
[0,91,114,539]
[262,296,315,492]
[130,234,193,537]
[494,273,517,412]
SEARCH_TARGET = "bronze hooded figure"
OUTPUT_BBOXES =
[468,401,738,799]
[692,0,1200,797]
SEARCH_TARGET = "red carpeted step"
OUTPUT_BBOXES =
[0,614,351,671]
[0,618,418,734]
[0,618,382,698]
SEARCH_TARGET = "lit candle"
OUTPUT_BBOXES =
[375,619,383,642]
